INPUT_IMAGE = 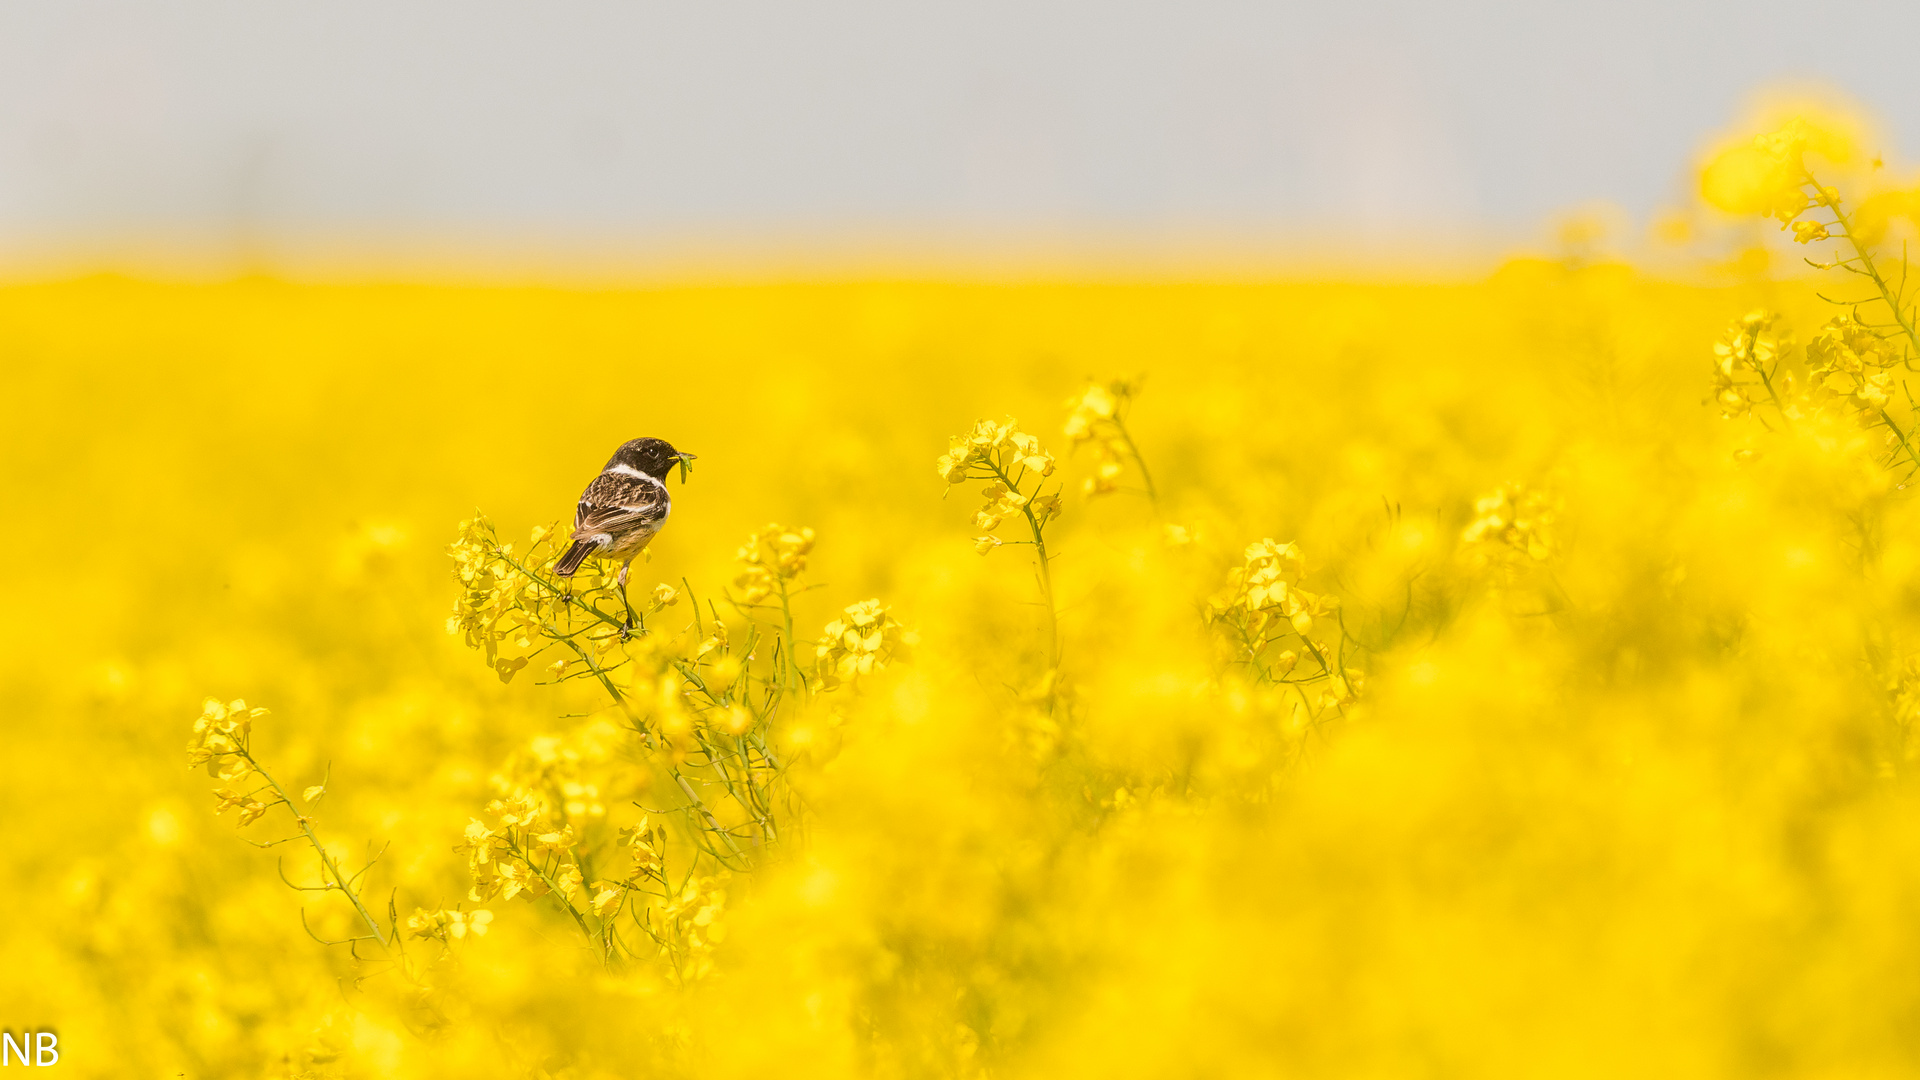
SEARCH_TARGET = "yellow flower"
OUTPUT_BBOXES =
[815,599,913,690]
[699,620,729,659]
[405,907,439,939]
[407,907,493,942]
[1806,314,1902,419]
[1064,382,1127,444]
[1463,484,1558,562]
[620,817,664,877]
[1083,457,1124,496]
[734,524,816,603]
[1205,538,1351,700]
[1701,111,1862,217]
[982,481,1025,508]
[1701,141,1804,217]
[211,787,269,826]
[1063,379,1148,499]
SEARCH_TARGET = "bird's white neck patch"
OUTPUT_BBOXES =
[606,463,663,486]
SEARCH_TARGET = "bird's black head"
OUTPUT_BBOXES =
[607,437,696,481]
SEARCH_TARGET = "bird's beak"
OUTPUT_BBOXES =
[675,452,697,483]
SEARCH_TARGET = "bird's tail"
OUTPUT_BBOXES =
[553,538,598,578]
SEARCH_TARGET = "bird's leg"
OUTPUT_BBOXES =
[618,557,641,635]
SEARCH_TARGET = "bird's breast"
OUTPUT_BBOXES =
[603,524,663,557]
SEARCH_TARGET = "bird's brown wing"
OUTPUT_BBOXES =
[572,471,669,538]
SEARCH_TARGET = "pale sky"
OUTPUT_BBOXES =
[3,0,1917,274]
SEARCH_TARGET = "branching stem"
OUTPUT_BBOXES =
[237,745,387,947]
[986,459,1059,666]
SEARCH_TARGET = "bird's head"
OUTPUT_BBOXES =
[608,437,697,482]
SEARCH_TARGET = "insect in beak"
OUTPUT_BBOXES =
[676,452,697,483]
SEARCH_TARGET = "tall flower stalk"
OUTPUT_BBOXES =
[1065,378,1158,511]
[187,699,396,954]
[1703,114,1920,474]
[939,418,1065,666]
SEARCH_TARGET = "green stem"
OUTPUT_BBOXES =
[1807,180,1920,467]
[239,747,387,947]
[1877,407,1920,471]
[1816,183,1920,360]
[987,461,1059,666]
[503,835,598,945]
[777,576,804,698]
[492,544,630,636]
[1751,343,1795,430]
[558,627,747,862]
[1028,512,1058,666]
[694,728,774,845]
[1110,413,1160,511]
[558,632,628,708]
[675,773,746,858]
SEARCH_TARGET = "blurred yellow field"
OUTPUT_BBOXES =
[10,109,1920,1077]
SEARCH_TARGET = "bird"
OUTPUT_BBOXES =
[553,437,696,626]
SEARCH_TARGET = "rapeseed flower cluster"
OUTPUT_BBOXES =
[460,793,584,907]
[733,524,814,605]
[939,418,1062,547]
[815,599,913,690]
[1461,484,1557,563]
[1808,313,1898,412]
[403,907,491,944]
[1204,539,1360,725]
[940,418,1064,668]
[1701,105,1920,471]
[1063,378,1157,504]
[18,91,1920,1078]
[1710,308,1791,421]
